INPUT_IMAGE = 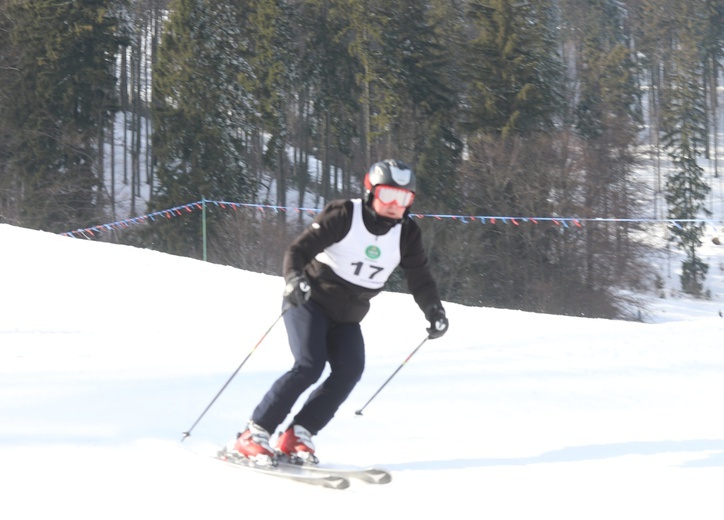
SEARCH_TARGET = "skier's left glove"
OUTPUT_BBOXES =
[425,303,448,339]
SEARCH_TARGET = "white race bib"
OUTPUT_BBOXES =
[315,199,401,289]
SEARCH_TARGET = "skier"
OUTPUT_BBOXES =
[230,159,449,465]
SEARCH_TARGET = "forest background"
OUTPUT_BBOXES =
[1,0,723,319]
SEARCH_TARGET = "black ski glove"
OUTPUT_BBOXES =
[425,303,449,339]
[283,273,311,307]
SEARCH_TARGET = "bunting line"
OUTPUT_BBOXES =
[59,198,721,239]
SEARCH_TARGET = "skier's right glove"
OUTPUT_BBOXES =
[425,303,449,339]
[283,273,311,307]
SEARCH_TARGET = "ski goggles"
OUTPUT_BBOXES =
[374,185,415,208]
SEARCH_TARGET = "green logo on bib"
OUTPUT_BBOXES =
[365,245,381,259]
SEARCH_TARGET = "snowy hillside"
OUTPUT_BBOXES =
[1,223,723,520]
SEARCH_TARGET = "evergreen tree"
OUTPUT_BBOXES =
[341,0,465,295]
[377,0,462,210]
[338,0,387,167]
[0,2,20,223]
[629,0,678,219]
[700,0,724,173]
[659,1,711,296]
[234,0,293,207]
[446,0,575,313]
[463,0,562,137]
[296,0,361,202]
[563,0,644,294]
[420,0,468,205]
[151,0,256,257]
[2,0,120,232]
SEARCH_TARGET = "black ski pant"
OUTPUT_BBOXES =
[252,299,365,436]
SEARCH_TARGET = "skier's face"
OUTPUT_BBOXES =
[373,185,415,207]
[371,195,408,219]
[371,185,414,219]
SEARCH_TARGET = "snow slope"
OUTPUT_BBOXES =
[1,223,723,520]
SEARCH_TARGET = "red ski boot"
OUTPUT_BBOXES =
[230,422,275,465]
[276,424,318,464]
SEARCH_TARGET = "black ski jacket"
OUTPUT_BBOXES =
[283,199,442,323]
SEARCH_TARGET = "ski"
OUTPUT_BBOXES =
[216,450,350,490]
[277,459,392,485]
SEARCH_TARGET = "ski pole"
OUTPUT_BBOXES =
[181,304,291,442]
[355,335,429,416]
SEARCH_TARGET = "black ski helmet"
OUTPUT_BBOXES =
[363,159,416,204]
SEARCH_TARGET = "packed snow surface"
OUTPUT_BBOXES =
[1,223,723,519]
